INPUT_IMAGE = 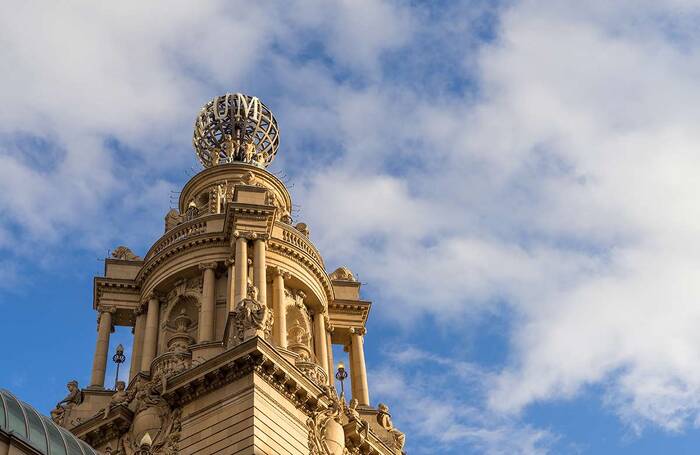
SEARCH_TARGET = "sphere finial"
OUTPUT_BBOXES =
[193,93,280,168]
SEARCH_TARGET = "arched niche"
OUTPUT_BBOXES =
[159,278,201,355]
[285,288,313,361]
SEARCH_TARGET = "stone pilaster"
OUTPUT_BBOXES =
[326,321,335,386]
[129,303,147,380]
[199,262,218,343]
[253,237,267,306]
[313,309,329,378]
[272,267,290,348]
[226,256,235,312]
[90,306,115,388]
[140,293,161,372]
[350,326,370,406]
[233,232,248,306]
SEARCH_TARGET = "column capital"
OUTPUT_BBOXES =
[233,230,268,240]
[199,261,218,271]
[270,266,292,280]
[97,305,117,315]
[350,326,367,336]
[144,291,164,303]
[133,301,148,317]
[225,255,235,267]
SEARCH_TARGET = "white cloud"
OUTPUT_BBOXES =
[372,346,559,454]
[5,0,700,448]
[292,0,700,436]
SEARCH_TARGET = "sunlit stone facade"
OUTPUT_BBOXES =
[26,94,407,455]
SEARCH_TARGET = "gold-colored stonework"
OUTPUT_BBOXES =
[0,93,406,455]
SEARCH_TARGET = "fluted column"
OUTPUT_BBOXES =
[226,256,235,312]
[233,234,248,305]
[199,262,217,343]
[350,327,370,406]
[129,304,147,380]
[90,306,115,388]
[326,322,335,386]
[272,268,289,348]
[313,310,329,377]
[140,294,161,372]
[253,238,267,306]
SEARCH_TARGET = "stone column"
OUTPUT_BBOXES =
[313,310,329,378]
[253,238,267,306]
[326,323,335,386]
[199,262,217,343]
[90,306,115,388]
[226,256,235,312]
[140,294,161,372]
[272,268,289,348]
[350,327,370,406]
[233,234,248,306]
[129,304,147,380]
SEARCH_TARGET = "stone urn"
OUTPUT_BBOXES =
[325,419,345,455]
[132,406,163,447]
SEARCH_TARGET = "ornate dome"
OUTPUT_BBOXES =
[193,93,280,169]
[0,389,98,455]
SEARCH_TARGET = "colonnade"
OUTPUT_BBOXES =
[89,234,369,407]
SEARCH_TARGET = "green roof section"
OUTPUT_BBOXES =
[0,389,98,455]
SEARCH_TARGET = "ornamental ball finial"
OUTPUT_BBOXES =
[193,93,280,169]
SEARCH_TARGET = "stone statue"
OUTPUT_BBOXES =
[112,246,141,261]
[230,283,273,344]
[346,399,361,422]
[254,151,267,168]
[243,140,255,163]
[103,381,131,419]
[51,380,83,425]
[329,267,356,282]
[377,403,405,452]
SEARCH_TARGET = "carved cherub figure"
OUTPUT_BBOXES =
[377,403,406,452]
[243,140,255,163]
[103,381,130,418]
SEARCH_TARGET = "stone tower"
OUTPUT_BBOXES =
[43,93,406,455]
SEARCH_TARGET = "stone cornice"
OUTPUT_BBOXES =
[93,277,140,310]
[268,239,334,303]
[136,234,228,286]
[329,299,372,322]
[163,337,328,413]
[72,404,133,447]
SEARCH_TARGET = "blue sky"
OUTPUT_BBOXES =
[3,1,700,453]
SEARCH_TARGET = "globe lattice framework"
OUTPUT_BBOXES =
[193,93,280,168]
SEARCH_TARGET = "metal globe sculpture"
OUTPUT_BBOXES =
[193,93,280,168]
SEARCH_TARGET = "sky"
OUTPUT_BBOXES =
[2,0,700,453]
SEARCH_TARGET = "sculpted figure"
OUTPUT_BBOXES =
[243,140,255,163]
[111,246,141,261]
[377,403,406,452]
[254,151,267,167]
[103,381,131,418]
[231,283,272,343]
[346,399,361,422]
[51,380,83,425]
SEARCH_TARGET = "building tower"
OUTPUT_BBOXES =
[2,93,406,455]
